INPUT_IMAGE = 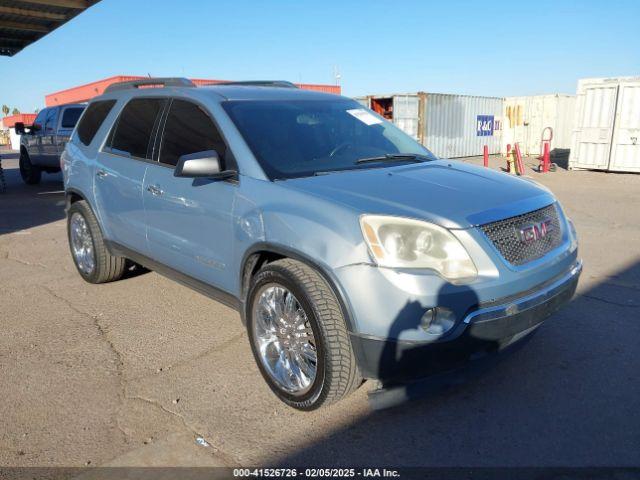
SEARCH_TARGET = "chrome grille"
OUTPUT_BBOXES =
[479,204,563,266]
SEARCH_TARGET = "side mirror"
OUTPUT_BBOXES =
[14,122,25,135]
[174,150,236,179]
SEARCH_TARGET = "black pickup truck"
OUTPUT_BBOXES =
[15,104,85,185]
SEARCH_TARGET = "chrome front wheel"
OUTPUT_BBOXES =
[252,284,318,396]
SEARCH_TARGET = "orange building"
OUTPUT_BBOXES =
[45,75,341,107]
[1,113,38,128]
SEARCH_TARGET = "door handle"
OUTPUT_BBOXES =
[146,184,164,196]
[96,169,108,179]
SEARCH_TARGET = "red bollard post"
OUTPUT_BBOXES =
[483,145,489,168]
[514,143,525,175]
[542,141,550,173]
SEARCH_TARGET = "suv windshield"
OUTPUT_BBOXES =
[223,99,436,179]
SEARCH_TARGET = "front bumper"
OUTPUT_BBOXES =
[350,260,582,382]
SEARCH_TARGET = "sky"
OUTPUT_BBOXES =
[1,0,639,112]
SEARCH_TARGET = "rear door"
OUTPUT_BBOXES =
[570,83,618,170]
[608,81,640,172]
[143,98,237,293]
[94,97,167,253]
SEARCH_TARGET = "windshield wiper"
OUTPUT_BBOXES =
[355,153,427,165]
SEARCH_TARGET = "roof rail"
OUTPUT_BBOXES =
[213,80,298,89]
[104,77,195,93]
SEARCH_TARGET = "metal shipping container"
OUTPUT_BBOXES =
[569,76,640,173]
[355,92,503,158]
[502,94,576,156]
[424,94,503,158]
[354,96,369,108]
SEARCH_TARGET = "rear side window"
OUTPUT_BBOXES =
[110,98,166,159]
[61,107,84,129]
[159,100,227,166]
[77,100,116,146]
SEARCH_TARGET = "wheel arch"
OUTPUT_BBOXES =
[65,187,88,212]
[239,243,356,332]
[64,188,116,256]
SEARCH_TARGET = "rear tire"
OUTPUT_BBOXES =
[67,200,126,284]
[246,258,362,410]
[19,150,41,185]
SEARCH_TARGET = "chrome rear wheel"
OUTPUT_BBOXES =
[69,212,95,275]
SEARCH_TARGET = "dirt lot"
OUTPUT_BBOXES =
[1,154,639,467]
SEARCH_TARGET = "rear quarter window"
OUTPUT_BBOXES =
[61,107,85,129]
[76,100,117,146]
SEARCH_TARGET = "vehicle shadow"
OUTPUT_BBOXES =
[0,158,66,235]
[274,261,640,467]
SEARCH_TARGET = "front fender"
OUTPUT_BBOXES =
[232,177,371,288]
[232,177,371,329]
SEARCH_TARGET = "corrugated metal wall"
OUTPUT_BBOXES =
[354,93,503,158]
[423,94,503,158]
[393,95,421,141]
[502,95,576,156]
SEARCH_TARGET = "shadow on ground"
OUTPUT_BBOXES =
[275,260,640,466]
[0,158,66,234]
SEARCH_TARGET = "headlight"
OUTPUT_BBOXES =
[360,215,477,281]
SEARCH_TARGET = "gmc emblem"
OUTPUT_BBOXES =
[518,217,553,243]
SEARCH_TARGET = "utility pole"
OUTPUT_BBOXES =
[333,65,341,86]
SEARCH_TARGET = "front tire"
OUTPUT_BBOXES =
[19,151,41,185]
[67,200,126,284]
[246,259,362,410]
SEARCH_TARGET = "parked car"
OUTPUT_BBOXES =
[15,104,85,184]
[62,78,581,410]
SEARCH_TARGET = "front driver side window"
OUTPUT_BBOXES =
[32,110,47,133]
[159,100,227,167]
[44,108,59,134]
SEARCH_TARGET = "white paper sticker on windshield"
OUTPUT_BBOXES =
[346,108,383,126]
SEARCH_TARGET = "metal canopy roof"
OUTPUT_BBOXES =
[0,0,100,56]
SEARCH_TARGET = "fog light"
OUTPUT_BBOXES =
[420,307,456,335]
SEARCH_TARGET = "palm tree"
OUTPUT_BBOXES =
[1,105,9,117]
[11,108,20,115]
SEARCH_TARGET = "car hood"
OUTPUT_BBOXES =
[280,160,556,229]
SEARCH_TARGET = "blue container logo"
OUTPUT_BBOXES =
[476,115,494,136]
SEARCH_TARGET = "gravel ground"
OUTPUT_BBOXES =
[0,154,638,468]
